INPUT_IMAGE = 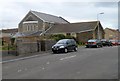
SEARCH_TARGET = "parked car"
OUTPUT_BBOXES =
[109,40,118,46]
[52,39,78,53]
[101,39,112,46]
[118,40,120,45]
[85,39,103,48]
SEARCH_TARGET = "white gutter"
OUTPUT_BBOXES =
[40,23,54,36]
[78,29,94,33]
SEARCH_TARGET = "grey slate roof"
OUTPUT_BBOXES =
[31,11,69,23]
[46,21,99,34]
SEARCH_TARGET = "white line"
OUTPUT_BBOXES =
[60,55,76,60]
[1,54,39,64]
[18,69,22,72]
[46,62,50,64]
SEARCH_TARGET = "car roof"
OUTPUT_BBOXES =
[88,39,97,41]
[59,39,73,41]
[88,39,98,42]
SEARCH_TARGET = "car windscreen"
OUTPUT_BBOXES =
[88,40,97,42]
[101,39,106,41]
[57,40,67,44]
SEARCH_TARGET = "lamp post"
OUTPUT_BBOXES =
[97,12,104,40]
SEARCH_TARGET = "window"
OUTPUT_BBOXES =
[66,33,71,36]
[27,25,29,31]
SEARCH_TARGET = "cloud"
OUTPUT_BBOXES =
[94,2,118,8]
[0,1,118,30]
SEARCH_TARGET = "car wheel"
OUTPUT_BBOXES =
[74,47,78,52]
[100,45,102,48]
[64,48,68,53]
[53,51,57,54]
[96,45,99,48]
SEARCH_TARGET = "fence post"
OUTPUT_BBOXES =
[8,44,9,54]
[15,44,19,56]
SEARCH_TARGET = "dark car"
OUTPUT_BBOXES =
[52,39,78,53]
[118,40,120,45]
[85,39,102,48]
[101,39,112,46]
[109,40,118,46]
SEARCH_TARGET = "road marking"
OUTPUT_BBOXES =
[42,67,45,70]
[46,62,50,64]
[60,55,76,60]
[85,48,104,51]
[18,69,22,72]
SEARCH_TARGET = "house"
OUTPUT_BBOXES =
[16,10,105,43]
[17,10,69,37]
[104,28,120,40]
[46,21,105,43]
[0,28,18,44]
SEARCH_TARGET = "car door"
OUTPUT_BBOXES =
[71,39,76,50]
[66,40,72,51]
[96,40,100,46]
[98,40,102,46]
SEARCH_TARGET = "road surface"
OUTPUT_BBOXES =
[2,46,118,79]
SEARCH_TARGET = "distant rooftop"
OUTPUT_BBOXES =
[1,28,18,33]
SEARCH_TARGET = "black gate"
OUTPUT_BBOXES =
[37,41,41,52]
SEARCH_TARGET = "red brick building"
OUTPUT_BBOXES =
[104,28,120,40]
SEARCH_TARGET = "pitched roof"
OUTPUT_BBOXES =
[31,10,69,23]
[105,28,119,33]
[0,28,18,38]
[46,21,99,34]
[0,33,13,38]
[1,28,18,33]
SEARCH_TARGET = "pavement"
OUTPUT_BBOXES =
[2,46,118,79]
[2,50,52,62]
[2,46,84,63]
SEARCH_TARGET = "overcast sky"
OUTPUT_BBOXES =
[0,0,119,30]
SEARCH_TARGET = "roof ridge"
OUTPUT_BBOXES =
[70,21,99,24]
[30,10,68,23]
[105,28,116,31]
[30,10,60,18]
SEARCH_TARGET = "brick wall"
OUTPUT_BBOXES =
[76,31,93,43]
[105,29,119,40]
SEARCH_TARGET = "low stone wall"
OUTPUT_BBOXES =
[16,39,56,55]
[2,50,17,57]
[41,40,56,51]
[17,42,39,54]
[2,51,8,57]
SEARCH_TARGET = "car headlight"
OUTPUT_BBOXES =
[52,46,54,48]
[59,46,65,48]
